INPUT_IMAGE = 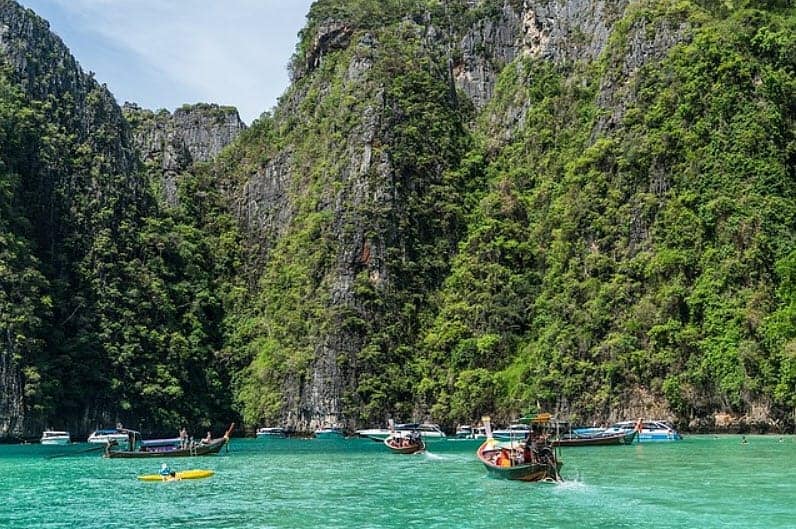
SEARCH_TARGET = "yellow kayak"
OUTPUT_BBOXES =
[137,469,215,481]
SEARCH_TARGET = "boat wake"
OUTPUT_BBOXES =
[421,451,446,461]
[553,477,588,492]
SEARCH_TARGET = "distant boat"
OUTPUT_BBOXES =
[571,426,606,436]
[454,425,487,439]
[603,420,682,442]
[105,424,233,459]
[256,427,287,439]
[40,430,70,445]
[314,426,344,439]
[492,424,531,441]
[552,429,638,447]
[356,423,446,442]
[476,414,562,482]
[87,428,129,446]
[384,432,425,454]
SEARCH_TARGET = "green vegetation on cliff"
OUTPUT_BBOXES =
[227,0,794,429]
[1,0,793,436]
[421,3,795,425]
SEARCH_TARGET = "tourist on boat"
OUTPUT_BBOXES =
[200,431,212,444]
[179,427,188,448]
[519,445,530,464]
[495,448,511,467]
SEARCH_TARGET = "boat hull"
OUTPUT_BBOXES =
[137,469,214,481]
[384,437,425,454]
[477,440,561,482]
[552,430,637,447]
[256,428,286,439]
[314,428,345,439]
[106,432,230,459]
[481,461,562,482]
[40,438,70,446]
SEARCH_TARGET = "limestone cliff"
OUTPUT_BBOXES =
[0,0,792,438]
[225,0,694,430]
[124,103,246,207]
[227,0,794,433]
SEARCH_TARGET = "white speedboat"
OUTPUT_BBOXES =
[356,423,446,442]
[454,425,487,439]
[314,426,344,439]
[40,430,71,445]
[603,420,682,441]
[492,424,531,441]
[256,427,286,439]
[87,428,129,446]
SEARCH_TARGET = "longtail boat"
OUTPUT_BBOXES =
[105,424,234,459]
[384,433,425,454]
[476,414,563,482]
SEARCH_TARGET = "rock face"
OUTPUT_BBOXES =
[453,3,522,109]
[2,0,790,437]
[124,103,246,207]
[451,0,632,109]
[231,0,702,432]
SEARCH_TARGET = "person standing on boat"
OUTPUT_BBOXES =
[179,427,188,449]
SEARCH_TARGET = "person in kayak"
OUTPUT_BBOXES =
[159,463,177,480]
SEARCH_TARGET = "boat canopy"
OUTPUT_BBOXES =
[518,413,552,424]
[140,437,181,447]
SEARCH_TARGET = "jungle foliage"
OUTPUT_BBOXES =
[1,0,793,435]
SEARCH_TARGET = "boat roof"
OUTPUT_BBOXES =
[140,437,181,447]
[481,438,526,450]
[92,429,123,435]
[396,423,441,430]
[42,430,69,435]
[612,420,673,428]
[518,412,553,424]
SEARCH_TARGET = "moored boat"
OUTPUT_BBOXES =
[40,430,71,445]
[88,428,129,446]
[476,414,563,482]
[552,428,637,447]
[454,425,487,439]
[571,426,606,436]
[357,422,446,442]
[137,469,215,481]
[492,424,531,442]
[603,420,682,442]
[105,424,233,458]
[314,425,344,439]
[256,427,287,439]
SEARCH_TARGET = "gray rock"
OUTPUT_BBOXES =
[125,103,246,207]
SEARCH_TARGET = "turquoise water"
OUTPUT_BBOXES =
[1,435,793,528]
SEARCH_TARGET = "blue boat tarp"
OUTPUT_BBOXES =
[140,437,181,448]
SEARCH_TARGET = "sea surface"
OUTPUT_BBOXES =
[0,435,793,529]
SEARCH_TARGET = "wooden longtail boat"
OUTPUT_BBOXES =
[552,429,637,447]
[476,414,563,482]
[105,424,233,459]
[384,433,425,454]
